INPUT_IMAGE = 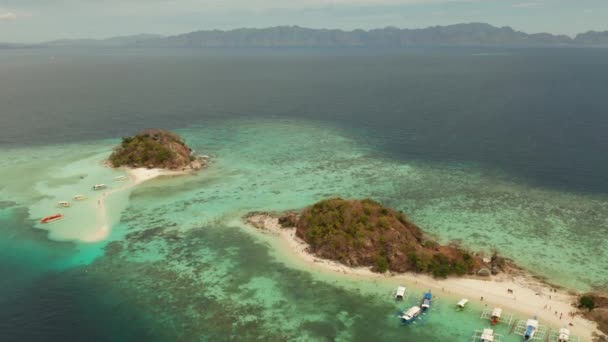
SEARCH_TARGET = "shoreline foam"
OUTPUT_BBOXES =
[244,213,602,341]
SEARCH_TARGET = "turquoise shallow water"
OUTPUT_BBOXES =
[0,117,606,340]
[169,118,607,290]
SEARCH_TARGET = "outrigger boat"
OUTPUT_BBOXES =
[57,201,71,208]
[524,317,539,342]
[482,307,514,327]
[113,176,128,182]
[395,286,407,300]
[73,195,87,201]
[41,213,64,224]
[92,184,107,190]
[480,328,496,342]
[401,306,421,323]
[421,290,432,312]
[491,308,502,325]
[557,327,570,342]
[457,298,469,310]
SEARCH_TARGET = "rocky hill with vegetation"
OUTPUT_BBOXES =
[108,129,205,170]
[579,293,608,338]
[287,198,485,278]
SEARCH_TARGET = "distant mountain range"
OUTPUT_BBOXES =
[43,34,163,47]
[10,23,608,48]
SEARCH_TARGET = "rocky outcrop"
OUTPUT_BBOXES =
[580,293,608,338]
[477,268,491,277]
[278,212,298,228]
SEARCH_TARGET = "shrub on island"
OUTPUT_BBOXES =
[580,294,596,311]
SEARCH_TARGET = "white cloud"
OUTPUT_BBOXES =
[0,12,17,21]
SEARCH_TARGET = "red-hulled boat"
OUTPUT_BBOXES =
[41,213,64,224]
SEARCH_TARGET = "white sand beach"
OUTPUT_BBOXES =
[245,213,602,341]
[126,167,191,186]
[81,167,193,243]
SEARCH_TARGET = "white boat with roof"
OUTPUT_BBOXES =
[473,328,503,342]
[480,328,495,342]
[557,327,570,342]
[491,308,502,325]
[92,184,107,190]
[457,298,469,309]
[395,286,406,300]
[524,318,539,342]
[481,307,514,327]
[57,201,71,208]
[401,306,421,323]
[73,195,87,201]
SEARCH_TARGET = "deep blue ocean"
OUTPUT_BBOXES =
[3,47,608,192]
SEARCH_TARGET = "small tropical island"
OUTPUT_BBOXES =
[280,198,488,277]
[108,129,206,171]
[245,198,608,341]
[247,198,509,278]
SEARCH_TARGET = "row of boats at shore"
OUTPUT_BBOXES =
[397,287,432,324]
[394,286,573,342]
[39,176,129,224]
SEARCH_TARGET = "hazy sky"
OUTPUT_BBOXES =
[1,0,607,43]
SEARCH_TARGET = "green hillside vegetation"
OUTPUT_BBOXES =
[294,198,480,278]
[109,129,197,170]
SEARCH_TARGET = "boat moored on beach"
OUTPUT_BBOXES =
[557,327,570,342]
[491,308,502,325]
[513,317,546,341]
[457,298,468,310]
[401,306,421,323]
[40,213,64,224]
[92,184,107,190]
[481,307,514,327]
[524,318,539,342]
[395,286,406,300]
[480,328,496,342]
[421,290,432,312]
[472,327,503,342]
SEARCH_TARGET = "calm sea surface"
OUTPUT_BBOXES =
[1,47,607,341]
[2,47,608,192]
